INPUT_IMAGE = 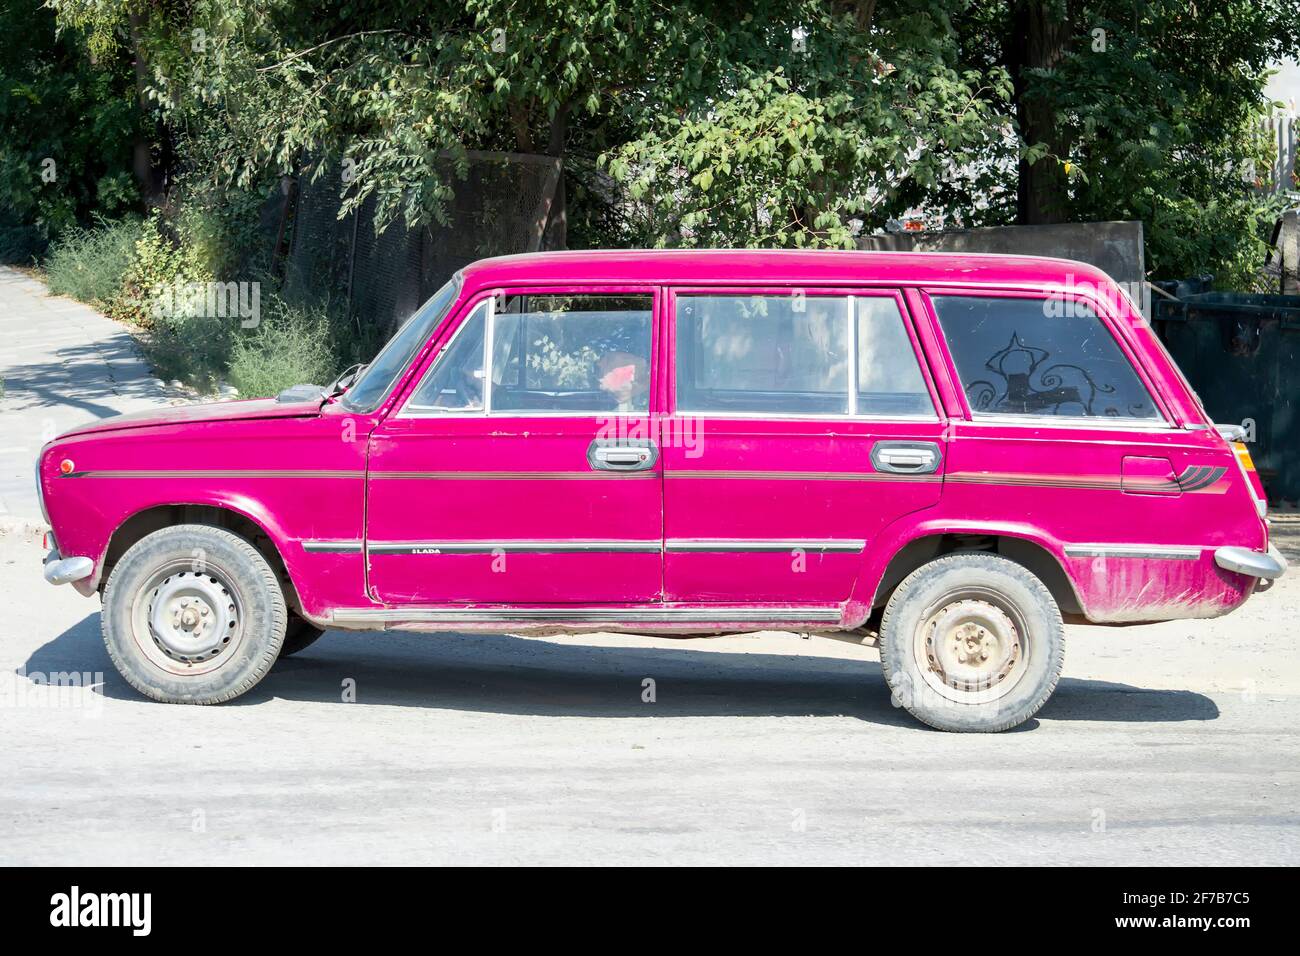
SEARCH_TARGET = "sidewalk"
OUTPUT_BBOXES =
[0,267,180,524]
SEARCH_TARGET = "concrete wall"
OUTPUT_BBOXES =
[857,220,1148,315]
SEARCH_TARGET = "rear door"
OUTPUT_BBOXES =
[660,287,947,605]
[366,286,664,605]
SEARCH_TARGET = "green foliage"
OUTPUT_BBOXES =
[604,4,1012,247]
[142,299,237,393]
[0,0,139,256]
[227,299,338,398]
[30,0,1300,298]
[43,217,145,306]
[951,0,1300,282]
[112,214,215,326]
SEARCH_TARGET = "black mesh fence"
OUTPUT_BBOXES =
[282,150,561,338]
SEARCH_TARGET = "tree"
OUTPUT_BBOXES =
[981,0,1300,281]
[36,0,1300,285]
[0,0,138,256]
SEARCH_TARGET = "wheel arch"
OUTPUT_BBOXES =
[98,502,304,616]
[860,525,1085,622]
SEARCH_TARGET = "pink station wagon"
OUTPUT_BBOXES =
[37,250,1287,731]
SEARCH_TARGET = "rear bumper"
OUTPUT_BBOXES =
[1214,545,1288,580]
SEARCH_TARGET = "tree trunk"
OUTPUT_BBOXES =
[1008,2,1072,224]
[128,12,164,206]
[541,105,569,250]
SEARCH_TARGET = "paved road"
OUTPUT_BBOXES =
[0,267,177,523]
[0,269,1295,864]
[2,525,1296,866]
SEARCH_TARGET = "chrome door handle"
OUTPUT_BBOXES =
[588,438,659,472]
[871,440,942,475]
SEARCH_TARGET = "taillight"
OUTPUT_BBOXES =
[1232,441,1268,517]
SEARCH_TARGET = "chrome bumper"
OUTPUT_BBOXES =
[43,550,94,586]
[1214,545,1288,580]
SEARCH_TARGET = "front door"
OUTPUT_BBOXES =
[661,288,947,604]
[366,287,663,605]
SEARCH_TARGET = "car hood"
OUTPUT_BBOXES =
[60,397,324,438]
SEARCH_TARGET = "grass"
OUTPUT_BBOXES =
[43,218,144,307]
[40,215,384,398]
[227,298,341,398]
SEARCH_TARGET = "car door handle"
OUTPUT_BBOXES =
[871,440,942,475]
[587,438,659,472]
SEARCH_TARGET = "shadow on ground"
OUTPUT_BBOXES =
[21,612,1220,727]
[0,338,162,419]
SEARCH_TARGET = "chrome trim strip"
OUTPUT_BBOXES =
[302,541,364,554]
[331,606,844,625]
[949,473,1122,490]
[672,411,941,422]
[961,415,1175,431]
[370,470,657,480]
[665,539,865,553]
[34,454,51,525]
[1064,545,1202,560]
[341,538,867,555]
[666,470,940,482]
[66,469,363,479]
[368,540,661,554]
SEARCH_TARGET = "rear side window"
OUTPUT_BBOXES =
[931,295,1160,420]
[675,294,932,416]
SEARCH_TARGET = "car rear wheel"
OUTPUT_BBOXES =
[879,553,1064,732]
[279,615,325,658]
[101,524,286,704]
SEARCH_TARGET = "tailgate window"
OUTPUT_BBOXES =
[932,295,1161,420]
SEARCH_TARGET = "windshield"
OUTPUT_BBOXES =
[339,275,462,413]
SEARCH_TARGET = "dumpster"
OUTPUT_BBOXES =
[1154,290,1300,503]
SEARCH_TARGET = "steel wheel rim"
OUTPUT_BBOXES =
[129,560,246,677]
[912,586,1031,705]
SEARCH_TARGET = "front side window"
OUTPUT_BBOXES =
[405,292,653,415]
[406,301,488,411]
[675,293,932,416]
[931,295,1160,420]
[492,294,653,413]
[341,275,461,413]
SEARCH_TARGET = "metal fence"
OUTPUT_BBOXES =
[280,150,561,337]
[1264,109,1298,194]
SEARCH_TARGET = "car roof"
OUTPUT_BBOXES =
[460,248,1116,290]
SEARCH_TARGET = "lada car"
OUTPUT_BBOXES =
[37,250,1286,731]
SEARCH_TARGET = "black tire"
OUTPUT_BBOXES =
[279,615,325,658]
[101,524,287,704]
[879,553,1064,732]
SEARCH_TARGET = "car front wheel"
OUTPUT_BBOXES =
[101,524,287,704]
[879,553,1064,732]
[279,615,325,658]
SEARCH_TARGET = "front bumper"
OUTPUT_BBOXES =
[1214,545,1288,580]
[43,549,94,586]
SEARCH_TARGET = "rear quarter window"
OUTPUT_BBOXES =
[931,295,1161,420]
